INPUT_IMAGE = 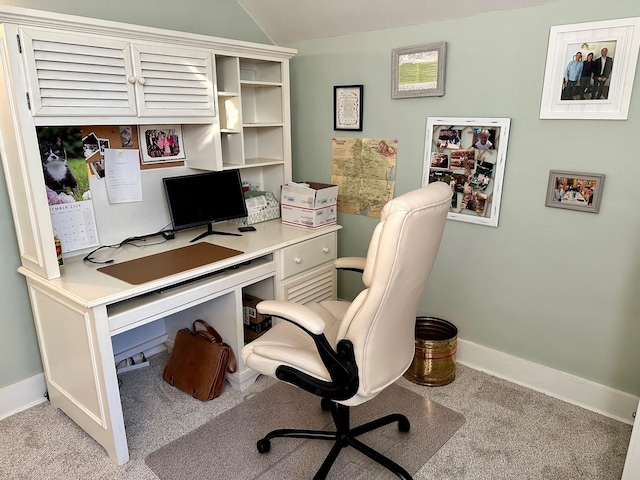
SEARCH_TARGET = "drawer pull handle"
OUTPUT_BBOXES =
[322,247,329,254]
[294,257,302,264]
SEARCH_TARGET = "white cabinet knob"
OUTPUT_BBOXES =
[127,76,136,84]
[137,77,147,85]
[322,247,329,254]
[294,257,302,264]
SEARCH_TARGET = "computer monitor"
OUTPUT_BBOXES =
[163,169,248,242]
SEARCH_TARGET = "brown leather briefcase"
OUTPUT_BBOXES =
[163,319,237,400]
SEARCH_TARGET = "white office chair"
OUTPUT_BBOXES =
[241,182,452,479]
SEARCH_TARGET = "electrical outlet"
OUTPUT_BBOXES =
[115,351,149,374]
[132,352,146,364]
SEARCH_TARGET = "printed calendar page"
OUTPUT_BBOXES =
[49,200,99,253]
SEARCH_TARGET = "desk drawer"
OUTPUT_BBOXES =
[280,232,337,279]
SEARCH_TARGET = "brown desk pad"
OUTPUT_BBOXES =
[97,243,244,285]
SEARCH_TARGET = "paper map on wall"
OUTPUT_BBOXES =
[331,138,397,218]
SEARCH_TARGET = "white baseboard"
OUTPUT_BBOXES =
[0,373,47,420]
[457,338,638,425]
[3,337,637,425]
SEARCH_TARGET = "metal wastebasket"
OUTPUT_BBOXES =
[404,317,457,386]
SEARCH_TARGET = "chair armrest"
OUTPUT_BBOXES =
[257,300,326,335]
[257,300,359,400]
[334,257,366,272]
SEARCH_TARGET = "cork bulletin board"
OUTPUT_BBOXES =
[81,125,185,177]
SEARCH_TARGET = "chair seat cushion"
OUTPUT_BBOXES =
[242,300,350,381]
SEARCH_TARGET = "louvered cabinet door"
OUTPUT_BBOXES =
[19,27,137,117]
[19,28,215,119]
[131,43,215,118]
[280,263,336,304]
[277,232,338,303]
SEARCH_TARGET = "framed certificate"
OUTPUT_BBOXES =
[392,42,446,98]
[334,85,363,131]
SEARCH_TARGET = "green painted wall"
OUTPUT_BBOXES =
[3,0,640,399]
[288,0,640,395]
[0,0,271,44]
[0,0,269,389]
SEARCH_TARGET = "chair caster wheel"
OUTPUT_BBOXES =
[257,439,271,453]
[398,417,410,433]
[321,398,333,411]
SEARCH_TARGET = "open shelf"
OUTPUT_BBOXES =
[239,59,282,83]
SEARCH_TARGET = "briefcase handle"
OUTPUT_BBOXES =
[193,319,223,343]
[192,319,237,373]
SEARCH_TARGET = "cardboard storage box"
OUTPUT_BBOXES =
[243,293,272,343]
[281,182,338,209]
[281,204,337,229]
[244,328,266,342]
[244,316,272,334]
[242,293,272,327]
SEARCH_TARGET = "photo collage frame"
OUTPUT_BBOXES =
[422,117,511,227]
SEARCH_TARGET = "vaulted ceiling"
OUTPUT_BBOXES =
[236,0,566,45]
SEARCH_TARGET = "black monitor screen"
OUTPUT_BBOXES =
[163,169,247,236]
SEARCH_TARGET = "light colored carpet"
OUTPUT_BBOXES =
[0,351,632,479]
[145,382,465,479]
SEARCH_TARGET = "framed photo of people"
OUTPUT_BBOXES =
[545,170,605,213]
[138,125,186,164]
[540,17,640,120]
[422,117,511,227]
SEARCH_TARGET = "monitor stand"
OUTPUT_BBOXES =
[190,223,242,242]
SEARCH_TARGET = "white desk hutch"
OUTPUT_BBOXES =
[0,7,340,464]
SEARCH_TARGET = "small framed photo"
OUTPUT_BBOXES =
[540,17,640,120]
[334,85,363,131]
[422,117,511,227]
[392,42,446,99]
[139,125,186,163]
[545,170,605,213]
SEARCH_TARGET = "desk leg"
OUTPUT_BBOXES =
[27,281,129,464]
[622,399,640,479]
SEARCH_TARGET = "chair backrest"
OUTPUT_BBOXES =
[336,182,452,399]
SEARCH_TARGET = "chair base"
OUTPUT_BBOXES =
[256,401,412,480]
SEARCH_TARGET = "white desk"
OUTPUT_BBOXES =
[18,219,341,465]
